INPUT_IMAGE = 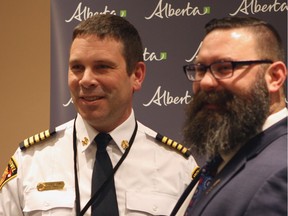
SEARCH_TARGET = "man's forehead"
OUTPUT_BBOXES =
[198,29,256,61]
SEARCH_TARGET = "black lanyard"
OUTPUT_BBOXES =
[72,117,138,216]
[170,168,201,216]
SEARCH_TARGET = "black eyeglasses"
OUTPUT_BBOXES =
[183,60,273,82]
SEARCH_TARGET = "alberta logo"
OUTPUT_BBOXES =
[230,0,287,16]
[65,2,119,22]
[146,0,211,19]
[144,48,168,61]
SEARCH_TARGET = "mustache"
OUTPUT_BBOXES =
[191,90,234,112]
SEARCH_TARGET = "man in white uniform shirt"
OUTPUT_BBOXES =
[0,14,197,216]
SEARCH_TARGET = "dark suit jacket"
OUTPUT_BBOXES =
[188,117,287,216]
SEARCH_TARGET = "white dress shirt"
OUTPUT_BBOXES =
[0,110,197,216]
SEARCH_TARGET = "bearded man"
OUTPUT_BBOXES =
[172,16,287,216]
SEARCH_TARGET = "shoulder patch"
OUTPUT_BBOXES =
[155,133,191,158]
[0,156,18,190]
[19,128,56,151]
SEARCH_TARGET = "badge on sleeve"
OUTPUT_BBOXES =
[0,156,18,190]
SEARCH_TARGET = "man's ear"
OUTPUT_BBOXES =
[132,61,146,92]
[265,61,287,93]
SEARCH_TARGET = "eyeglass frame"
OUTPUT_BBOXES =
[183,59,273,82]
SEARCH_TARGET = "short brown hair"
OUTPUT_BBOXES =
[205,16,285,62]
[72,14,144,75]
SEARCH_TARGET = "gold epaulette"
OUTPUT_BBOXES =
[155,133,191,158]
[191,166,200,179]
[19,129,56,151]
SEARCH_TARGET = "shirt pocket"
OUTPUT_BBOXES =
[126,191,178,215]
[23,188,75,213]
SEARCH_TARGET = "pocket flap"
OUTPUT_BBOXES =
[126,191,177,215]
[23,189,75,212]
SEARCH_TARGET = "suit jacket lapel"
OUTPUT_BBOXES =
[191,153,246,215]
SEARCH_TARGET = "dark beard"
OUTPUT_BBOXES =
[183,75,270,158]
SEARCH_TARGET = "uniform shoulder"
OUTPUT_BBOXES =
[19,119,74,151]
[19,128,57,151]
[138,122,191,159]
[154,133,191,159]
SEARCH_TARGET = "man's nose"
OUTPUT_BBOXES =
[79,69,98,88]
[199,71,219,91]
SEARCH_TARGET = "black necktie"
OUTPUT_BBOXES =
[91,133,119,215]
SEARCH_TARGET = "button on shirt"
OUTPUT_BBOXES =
[0,110,197,216]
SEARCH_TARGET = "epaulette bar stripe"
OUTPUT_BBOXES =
[156,133,191,158]
[19,129,56,151]
[191,166,200,179]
